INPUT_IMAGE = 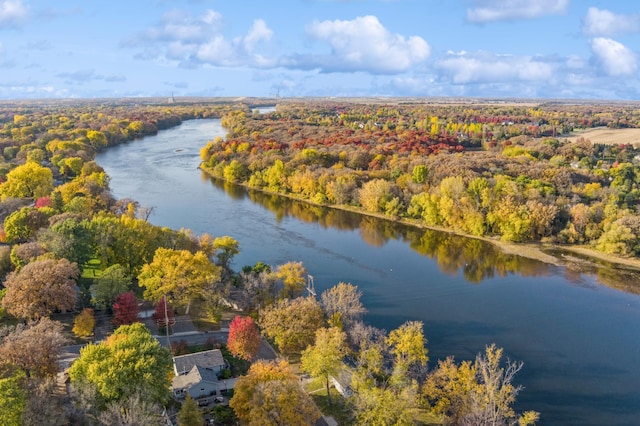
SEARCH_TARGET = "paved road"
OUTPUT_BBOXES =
[61,331,278,361]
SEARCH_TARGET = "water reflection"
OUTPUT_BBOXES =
[205,174,640,293]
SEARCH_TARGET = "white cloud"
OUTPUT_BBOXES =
[436,51,555,84]
[126,10,276,68]
[582,8,640,36]
[141,9,221,43]
[0,0,28,27]
[466,0,569,23]
[56,69,127,84]
[296,15,430,74]
[243,19,273,53]
[590,37,637,76]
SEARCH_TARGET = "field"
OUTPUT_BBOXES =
[566,127,640,145]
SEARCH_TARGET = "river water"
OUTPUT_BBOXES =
[95,117,640,425]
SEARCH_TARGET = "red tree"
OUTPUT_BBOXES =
[152,296,176,328]
[112,291,140,326]
[227,316,261,361]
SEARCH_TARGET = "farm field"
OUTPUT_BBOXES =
[566,127,640,145]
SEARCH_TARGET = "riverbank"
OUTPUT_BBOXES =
[200,165,640,273]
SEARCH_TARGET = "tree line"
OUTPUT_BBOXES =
[201,101,640,258]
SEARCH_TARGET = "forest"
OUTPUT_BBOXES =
[201,100,640,258]
[0,97,639,425]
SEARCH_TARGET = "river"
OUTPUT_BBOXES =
[95,116,640,425]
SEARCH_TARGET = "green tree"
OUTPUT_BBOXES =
[68,323,172,404]
[0,162,53,199]
[178,395,203,426]
[412,165,428,184]
[301,327,347,406]
[4,207,49,243]
[90,264,132,310]
[1,258,78,320]
[138,248,221,313]
[0,366,26,426]
[230,360,320,426]
[259,296,324,354]
[38,217,93,266]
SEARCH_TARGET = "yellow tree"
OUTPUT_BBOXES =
[386,321,428,381]
[138,248,220,313]
[274,261,306,299]
[230,360,320,426]
[0,162,53,199]
[259,297,324,355]
[301,327,347,406]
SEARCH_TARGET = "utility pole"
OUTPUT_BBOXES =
[164,295,171,353]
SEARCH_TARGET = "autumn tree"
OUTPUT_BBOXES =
[72,308,95,338]
[69,323,173,404]
[227,315,261,361]
[274,261,307,299]
[423,345,538,425]
[320,282,366,327]
[112,291,140,326]
[4,206,49,243]
[9,241,46,269]
[178,395,203,426]
[138,248,221,313]
[0,318,68,378]
[386,321,428,382]
[90,264,132,310]
[259,296,324,354]
[352,385,416,426]
[98,393,163,426]
[212,235,239,271]
[0,162,53,199]
[22,378,68,426]
[301,327,347,406]
[423,356,477,424]
[1,258,78,320]
[230,360,320,426]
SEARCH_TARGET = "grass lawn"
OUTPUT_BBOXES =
[305,378,354,425]
[188,299,221,331]
[81,258,103,279]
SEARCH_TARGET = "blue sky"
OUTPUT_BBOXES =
[0,0,639,100]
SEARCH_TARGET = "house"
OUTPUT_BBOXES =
[329,366,353,398]
[172,349,236,401]
[173,349,227,376]
[172,365,237,399]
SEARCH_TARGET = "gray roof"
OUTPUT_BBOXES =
[173,349,225,376]
[172,365,219,390]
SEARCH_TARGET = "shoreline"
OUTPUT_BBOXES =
[199,165,640,272]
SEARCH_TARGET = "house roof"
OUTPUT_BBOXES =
[173,349,225,376]
[172,365,219,391]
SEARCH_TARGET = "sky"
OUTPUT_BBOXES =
[0,0,639,100]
